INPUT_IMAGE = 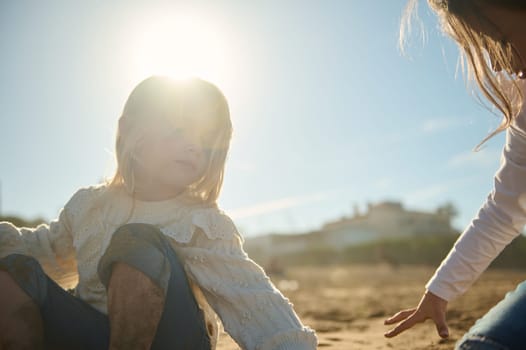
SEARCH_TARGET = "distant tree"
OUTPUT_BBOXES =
[0,215,46,228]
[436,202,458,220]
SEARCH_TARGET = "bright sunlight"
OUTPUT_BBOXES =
[128,14,232,83]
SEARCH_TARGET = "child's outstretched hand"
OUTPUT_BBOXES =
[383,291,449,339]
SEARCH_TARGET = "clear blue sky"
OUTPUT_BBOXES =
[0,0,506,236]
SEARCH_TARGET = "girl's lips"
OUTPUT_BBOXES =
[175,160,196,169]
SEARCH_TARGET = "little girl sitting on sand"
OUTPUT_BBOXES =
[0,76,317,350]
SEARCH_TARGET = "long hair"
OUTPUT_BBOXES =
[108,76,232,204]
[401,0,526,148]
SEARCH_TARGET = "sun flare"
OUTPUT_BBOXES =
[129,15,231,82]
[123,11,246,129]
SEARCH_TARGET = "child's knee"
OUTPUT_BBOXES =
[98,224,173,293]
[0,254,48,306]
[110,223,164,246]
[0,254,44,280]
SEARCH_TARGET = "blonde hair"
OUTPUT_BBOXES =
[401,0,525,148]
[108,76,232,204]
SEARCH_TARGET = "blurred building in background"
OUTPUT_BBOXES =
[245,201,456,260]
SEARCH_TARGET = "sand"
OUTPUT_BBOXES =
[215,265,526,350]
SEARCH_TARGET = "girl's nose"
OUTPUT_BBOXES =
[184,138,202,155]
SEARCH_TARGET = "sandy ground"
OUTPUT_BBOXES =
[215,265,526,350]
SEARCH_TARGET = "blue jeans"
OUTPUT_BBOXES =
[456,280,526,350]
[0,223,210,350]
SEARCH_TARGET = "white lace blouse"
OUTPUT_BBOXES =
[0,185,317,350]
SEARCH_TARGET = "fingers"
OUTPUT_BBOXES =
[384,292,449,338]
[384,308,449,339]
[384,309,415,325]
[433,312,449,338]
[384,311,423,338]
[426,291,449,338]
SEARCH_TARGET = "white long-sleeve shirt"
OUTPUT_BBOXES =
[0,185,317,350]
[427,82,526,302]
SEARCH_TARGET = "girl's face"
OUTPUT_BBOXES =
[132,118,209,201]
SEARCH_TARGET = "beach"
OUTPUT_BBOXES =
[216,265,525,350]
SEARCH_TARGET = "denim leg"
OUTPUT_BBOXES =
[0,254,110,350]
[456,280,526,350]
[98,223,211,350]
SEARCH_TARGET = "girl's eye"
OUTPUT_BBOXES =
[164,127,183,138]
[167,126,208,147]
